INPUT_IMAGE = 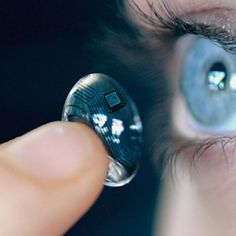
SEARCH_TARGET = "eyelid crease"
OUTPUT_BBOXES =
[128,0,236,54]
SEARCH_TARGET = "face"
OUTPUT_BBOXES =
[123,1,236,235]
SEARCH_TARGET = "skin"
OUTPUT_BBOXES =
[0,122,109,235]
[2,1,236,235]
[130,0,236,236]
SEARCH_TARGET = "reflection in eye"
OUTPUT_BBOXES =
[208,63,227,91]
[181,38,236,131]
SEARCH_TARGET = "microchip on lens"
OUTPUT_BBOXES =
[104,90,125,112]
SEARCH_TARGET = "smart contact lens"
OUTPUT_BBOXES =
[62,73,143,187]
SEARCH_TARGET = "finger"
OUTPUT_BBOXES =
[0,122,109,236]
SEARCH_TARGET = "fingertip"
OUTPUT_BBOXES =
[1,121,109,183]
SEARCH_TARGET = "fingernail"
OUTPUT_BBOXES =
[2,122,108,182]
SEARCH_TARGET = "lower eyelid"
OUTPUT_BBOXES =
[164,135,236,180]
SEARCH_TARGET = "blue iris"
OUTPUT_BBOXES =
[181,38,236,126]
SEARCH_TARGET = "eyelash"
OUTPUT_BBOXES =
[128,0,236,54]
[160,135,236,179]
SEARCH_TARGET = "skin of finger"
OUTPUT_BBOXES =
[0,122,109,236]
[1,122,108,183]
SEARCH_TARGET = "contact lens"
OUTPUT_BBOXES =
[62,73,143,187]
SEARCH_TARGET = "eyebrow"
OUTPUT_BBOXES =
[128,0,236,54]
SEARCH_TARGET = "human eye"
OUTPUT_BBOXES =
[125,0,236,173]
[173,36,236,137]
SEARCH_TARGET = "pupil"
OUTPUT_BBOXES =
[207,62,227,91]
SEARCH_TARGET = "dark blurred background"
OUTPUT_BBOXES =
[1,1,159,235]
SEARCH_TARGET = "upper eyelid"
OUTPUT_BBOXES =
[128,0,236,54]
